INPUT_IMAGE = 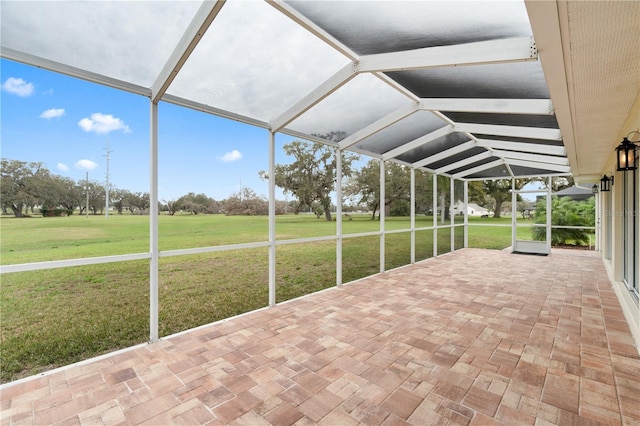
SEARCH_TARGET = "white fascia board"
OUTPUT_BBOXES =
[1,47,150,97]
[151,0,226,103]
[420,98,554,115]
[492,149,569,166]
[454,123,562,141]
[271,62,358,132]
[525,0,579,174]
[434,151,494,174]
[412,140,475,168]
[162,94,270,129]
[381,124,454,160]
[338,103,420,150]
[453,159,505,179]
[505,158,571,173]
[358,36,537,72]
[475,138,566,156]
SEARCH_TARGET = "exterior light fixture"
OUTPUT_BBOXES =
[616,131,640,172]
[600,174,613,192]
[591,184,598,194]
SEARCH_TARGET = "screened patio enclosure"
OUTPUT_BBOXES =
[1,0,639,352]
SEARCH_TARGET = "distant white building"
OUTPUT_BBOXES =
[451,201,489,217]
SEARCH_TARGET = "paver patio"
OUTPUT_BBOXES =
[1,248,638,425]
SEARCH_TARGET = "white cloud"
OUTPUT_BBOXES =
[57,163,69,172]
[75,159,99,171]
[1,77,35,97]
[219,150,242,163]
[78,113,131,134]
[40,108,65,119]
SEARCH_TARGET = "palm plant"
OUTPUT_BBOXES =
[532,196,595,246]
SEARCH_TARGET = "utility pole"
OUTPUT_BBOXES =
[85,171,89,218]
[104,138,113,218]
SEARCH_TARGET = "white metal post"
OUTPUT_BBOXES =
[379,159,385,273]
[410,168,415,264]
[546,176,552,253]
[450,176,455,252]
[433,174,438,257]
[511,178,517,250]
[268,132,276,306]
[149,101,159,343]
[336,148,343,286]
[595,191,600,251]
[463,180,469,248]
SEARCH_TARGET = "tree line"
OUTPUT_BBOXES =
[0,159,278,218]
[2,142,574,219]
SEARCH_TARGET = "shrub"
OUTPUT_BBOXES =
[40,208,67,217]
[532,196,595,246]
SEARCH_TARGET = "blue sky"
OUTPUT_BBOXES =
[1,58,302,202]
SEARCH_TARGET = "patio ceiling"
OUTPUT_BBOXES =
[1,1,638,181]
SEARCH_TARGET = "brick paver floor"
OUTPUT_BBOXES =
[1,248,639,425]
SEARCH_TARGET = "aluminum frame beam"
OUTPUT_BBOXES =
[381,125,454,160]
[493,149,569,166]
[475,138,566,156]
[1,48,150,97]
[504,158,571,173]
[412,140,475,168]
[162,93,270,129]
[420,98,554,115]
[358,37,537,72]
[267,0,359,60]
[151,0,226,102]
[271,62,359,132]
[453,159,505,179]
[338,103,419,150]
[434,151,494,174]
[454,123,562,141]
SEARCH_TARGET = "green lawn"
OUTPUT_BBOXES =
[0,213,518,382]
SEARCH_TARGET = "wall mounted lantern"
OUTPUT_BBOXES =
[616,131,640,172]
[600,174,613,192]
[591,184,598,194]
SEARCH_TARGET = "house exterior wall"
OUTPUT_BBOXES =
[451,201,488,217]
[602,93,640,350]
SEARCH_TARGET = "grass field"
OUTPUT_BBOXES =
[0,213,520,382]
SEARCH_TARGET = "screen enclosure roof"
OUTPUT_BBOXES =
[2,0,637,181]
